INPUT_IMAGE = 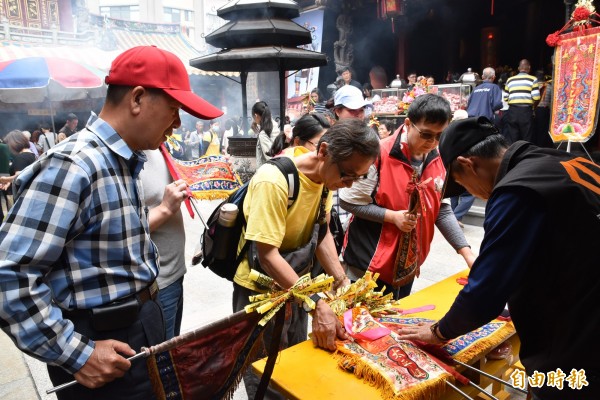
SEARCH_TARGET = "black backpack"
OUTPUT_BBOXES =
[198,157,300,281]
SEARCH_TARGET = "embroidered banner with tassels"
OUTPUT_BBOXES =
[335,307,451,400]
[547,1,600,143]
[162,145,242,200]
[392,172,431,287]
[550,26,600,142]
[334,310,515,399]
[146,272,332,400]
[378,316,515,364]
[146,310,264,400]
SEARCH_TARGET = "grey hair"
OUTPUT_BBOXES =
[318,118,380,162]
[4,130,30,155]
[482,67,496,80]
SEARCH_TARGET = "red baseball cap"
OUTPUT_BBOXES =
[105,46,223,120]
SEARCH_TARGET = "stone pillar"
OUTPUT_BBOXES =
[333,13,353,74]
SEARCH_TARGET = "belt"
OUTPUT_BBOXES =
[62,281,159,319]
[508,104,533,108]
[139,280,159,303]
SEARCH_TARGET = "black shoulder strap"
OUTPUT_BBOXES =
[254,305,285,400]
[266,157,300,208]
[42,134,51,149]
[370,156,382,204]
[234,157,299,268]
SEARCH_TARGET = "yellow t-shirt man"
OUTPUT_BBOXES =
[234,147,333,292]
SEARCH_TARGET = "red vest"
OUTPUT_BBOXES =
[343,131,447,285]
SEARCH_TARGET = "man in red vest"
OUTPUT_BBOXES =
[341,94,475,299]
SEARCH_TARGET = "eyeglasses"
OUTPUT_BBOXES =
[412,124,443,142]
[305,140,318,148]
[336,162,368,183]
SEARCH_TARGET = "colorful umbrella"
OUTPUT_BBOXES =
[0,57,106,103]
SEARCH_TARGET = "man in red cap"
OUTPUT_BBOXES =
[0,46,222,400]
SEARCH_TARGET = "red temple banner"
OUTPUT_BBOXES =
[147,311,264,400]
[161,141,242,201]
[550,26,600,143]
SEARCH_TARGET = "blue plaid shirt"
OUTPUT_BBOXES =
[0,117,158,374]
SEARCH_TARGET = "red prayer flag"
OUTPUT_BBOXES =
[147,311,264,400]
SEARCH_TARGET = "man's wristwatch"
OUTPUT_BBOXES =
[303,293,323,313]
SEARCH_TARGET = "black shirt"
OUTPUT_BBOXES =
[59,125,77,137]
[9,152,36,175]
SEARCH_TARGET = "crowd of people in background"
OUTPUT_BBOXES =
[0,114,79,205]
[0,59,562,233]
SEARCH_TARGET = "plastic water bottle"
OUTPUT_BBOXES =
[214,203,239,260]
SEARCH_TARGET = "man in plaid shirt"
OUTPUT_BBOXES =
[0,46,222,399]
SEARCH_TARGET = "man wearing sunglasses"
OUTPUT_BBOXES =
[340,94,475,299]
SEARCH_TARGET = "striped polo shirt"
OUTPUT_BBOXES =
[503,72,541,106]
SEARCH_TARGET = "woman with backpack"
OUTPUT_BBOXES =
[232,118,380,399]
[268,114,346,257]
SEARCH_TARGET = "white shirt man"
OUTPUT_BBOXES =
[187,121,202,159]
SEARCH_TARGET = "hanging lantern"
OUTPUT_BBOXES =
[378,0,405,32]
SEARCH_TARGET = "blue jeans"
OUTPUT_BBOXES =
[158,276,184,339]
[450,192,475,221]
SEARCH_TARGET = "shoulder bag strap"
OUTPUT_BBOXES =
[254,306,285,400]
[318,186,329,225]
[370,156,382,204]
[43,134,51,149]
[316,186,330,243]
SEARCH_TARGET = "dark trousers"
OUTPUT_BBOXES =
[345,262,414,300]
[48,299,165,400]
[232,283,308,400]
[533,106,553,148]
[379,279,414,300]
[503,106,534,144]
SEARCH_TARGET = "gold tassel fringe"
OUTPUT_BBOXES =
[333,349,451,400]
[450,321,516,364]
[191,190,235,201]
